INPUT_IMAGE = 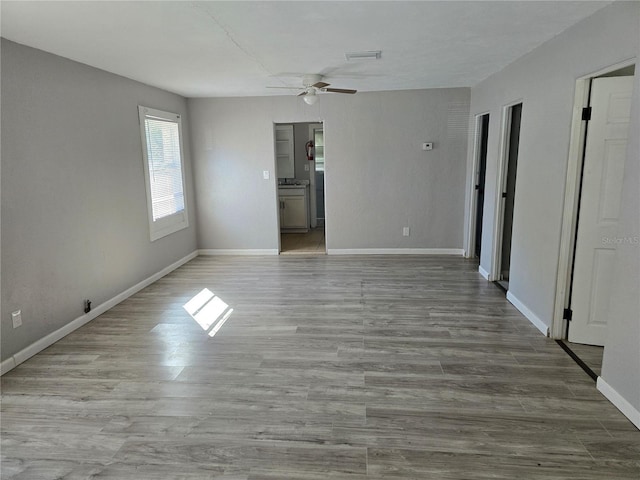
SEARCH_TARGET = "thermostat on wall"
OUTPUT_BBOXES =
[422,142,433,151]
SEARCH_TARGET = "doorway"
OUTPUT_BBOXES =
[274,122,326,255]
[471,113,490,259]
[553,61,635,377]
[494,103,522,291]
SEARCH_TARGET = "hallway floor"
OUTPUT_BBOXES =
[280,227,325,255]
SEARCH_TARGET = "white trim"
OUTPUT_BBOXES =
[490,105,511,280]
[491,100,523,281]
[478,265,490,280]
[199,249,279,256]
[552,77,590,339]
[1,358,16,376]
[465,112,490,259]
[327,248,464,256]
[1,250,198,376]
[138,106,190,242]
[597,377,640,430]
[321,125,329,252]
[308,122,323,229]
[506,291,549,336]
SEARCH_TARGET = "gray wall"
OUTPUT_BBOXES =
[1,40,198,361]
[464,2,639,412]
[189,88,469,251]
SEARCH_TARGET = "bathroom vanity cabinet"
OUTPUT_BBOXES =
[278,185,309,232]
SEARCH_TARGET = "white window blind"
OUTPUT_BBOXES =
[144,117,185,220]
[139,106,189,241]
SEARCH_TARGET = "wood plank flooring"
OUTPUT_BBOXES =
[2,255,638,479]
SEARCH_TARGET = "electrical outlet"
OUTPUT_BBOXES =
[304,164,310,171]
[12,310,22,328]
[403,227,410,237]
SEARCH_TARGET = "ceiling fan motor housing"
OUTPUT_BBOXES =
[303,74,323,88]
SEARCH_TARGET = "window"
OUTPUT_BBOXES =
[138,106,189,241]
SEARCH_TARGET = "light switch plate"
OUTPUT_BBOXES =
[422,142,433,151]
[263,170,270,180]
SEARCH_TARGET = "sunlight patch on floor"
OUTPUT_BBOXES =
[183,288,233,337]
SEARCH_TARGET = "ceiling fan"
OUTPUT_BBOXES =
[268,74,357,105]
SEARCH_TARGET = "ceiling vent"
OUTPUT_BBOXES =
[345,50,382,61]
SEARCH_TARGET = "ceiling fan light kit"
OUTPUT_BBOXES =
[303,91,318,105]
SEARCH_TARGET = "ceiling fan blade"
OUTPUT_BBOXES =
[297,91,308,97]
[267,86,303,90]
[324,88,357,94]
[312,81,330,89]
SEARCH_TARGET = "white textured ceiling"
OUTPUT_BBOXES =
[1,1,611,97]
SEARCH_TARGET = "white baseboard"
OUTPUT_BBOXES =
[506,291,550,336]
[597,377,640,430]
[0,357,17,376]
[199,249,279,256]
[1,250,198,376]
[327,248,464,256]
[478,265,490,280]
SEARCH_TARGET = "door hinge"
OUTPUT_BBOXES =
[563,308,573,321]
[582,107,592,121]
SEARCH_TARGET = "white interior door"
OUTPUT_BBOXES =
[569,76,634,345]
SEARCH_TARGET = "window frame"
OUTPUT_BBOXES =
[138,105,189,241]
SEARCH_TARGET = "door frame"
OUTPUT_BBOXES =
[308,123,323,229]
[272,122,285,254]
[465,112,490,259]
[272,120,328,255]
[321,123,329,252]
[551,58,636,339]
[490,100,523,282]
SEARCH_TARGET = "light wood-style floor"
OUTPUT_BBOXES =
[2,256,638,479]
[280,228,325,255]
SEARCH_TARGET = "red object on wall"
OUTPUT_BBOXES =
[305,140,314,161]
